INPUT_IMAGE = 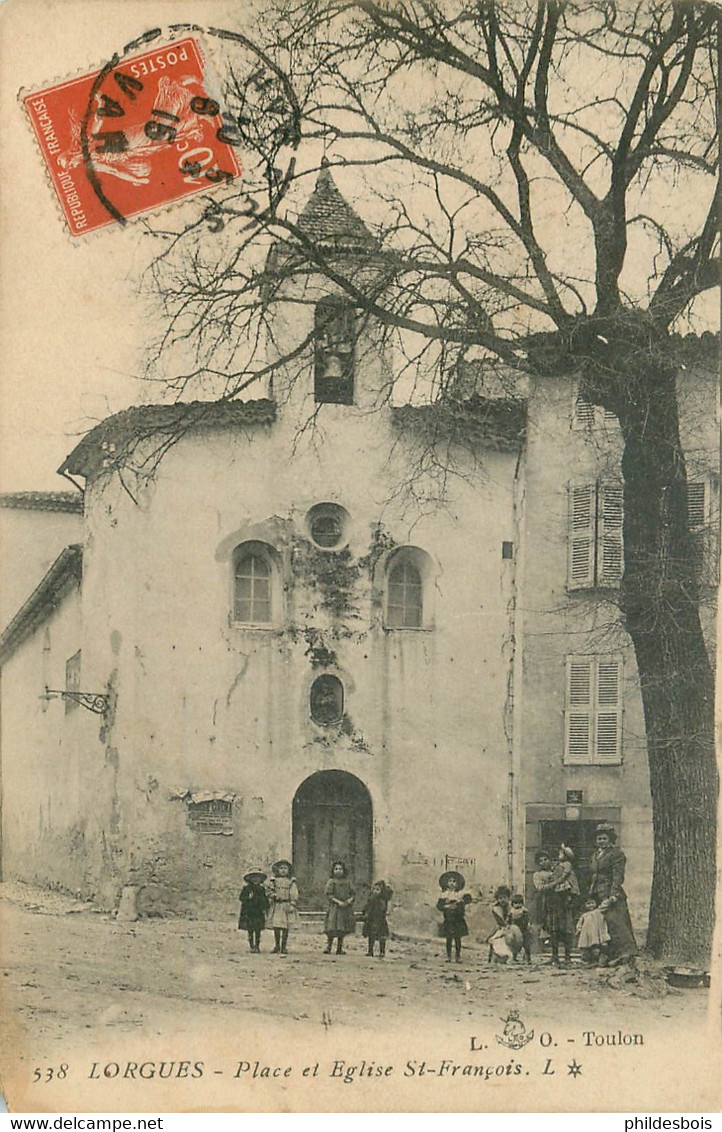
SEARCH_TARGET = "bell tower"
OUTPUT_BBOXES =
[264,159,384,412]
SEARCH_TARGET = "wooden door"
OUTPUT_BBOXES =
[292,771,373,909]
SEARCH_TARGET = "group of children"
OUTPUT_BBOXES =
[238,859,299,955]
[238,859,392,957]
[239,847,608,965]
[447,850,609,966]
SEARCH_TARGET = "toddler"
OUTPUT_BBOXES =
[576,897,611,965]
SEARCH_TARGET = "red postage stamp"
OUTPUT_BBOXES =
[23,37,242,237]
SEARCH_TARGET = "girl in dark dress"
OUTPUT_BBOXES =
[588,822,637,965]
[238,868,270,952]
[437,870,472,962]
[362,880,392,957]
[323,860,356,955]
[507,894,533,963]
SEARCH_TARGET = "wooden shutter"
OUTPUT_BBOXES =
[568,485,596,589]
[574,395,594,426]
[595,659,622,762]
[597,482,623,587]
[573,391,617,428]
[565,658,592,764]
[686,481,707,527]
[565,656,623,765]
[687,478,719,587]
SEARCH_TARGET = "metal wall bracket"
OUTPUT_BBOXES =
[41,687,109,715]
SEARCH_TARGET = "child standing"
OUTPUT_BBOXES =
[238,868,270,953]
[362,881,392,958]
[576,897,611,965]
[488,885,516,963]
[323,861,356,955]
[507,894,533,963]
[437,871,472,962]
[539,845,580,965]
[532,850,553,947]
[266,859,299,956]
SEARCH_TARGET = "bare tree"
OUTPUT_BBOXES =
[144,1,720,964]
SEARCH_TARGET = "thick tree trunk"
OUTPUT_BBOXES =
[617,363,717,965]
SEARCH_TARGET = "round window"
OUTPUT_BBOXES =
[306,503,349,550]
[311,513,343,547]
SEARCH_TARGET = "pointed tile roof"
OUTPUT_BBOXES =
[296,159,378,251]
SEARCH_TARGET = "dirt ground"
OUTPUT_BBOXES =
[0,882,714,1113]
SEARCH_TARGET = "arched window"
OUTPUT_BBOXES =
[387,560,423,628]
[310,675,344,725]
[234,551,272,623]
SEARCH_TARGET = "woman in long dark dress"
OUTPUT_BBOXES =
[588,822,637,965]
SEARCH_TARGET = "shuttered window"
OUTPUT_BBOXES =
[687,478,719,588]
[565,656,623,765]
[573,394,617,428]
[687,481,707,527]
[597,483,623,586]
[568,481,623,590]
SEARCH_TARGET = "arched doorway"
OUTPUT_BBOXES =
[292,771,373,909]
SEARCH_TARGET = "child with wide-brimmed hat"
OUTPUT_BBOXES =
[238,868,270,953]
[437,870,472,962]
[266,859,299,955]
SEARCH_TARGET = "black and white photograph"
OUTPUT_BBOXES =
[0,0,719,1114]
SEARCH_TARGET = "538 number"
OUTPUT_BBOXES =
[33,1064,68,1083]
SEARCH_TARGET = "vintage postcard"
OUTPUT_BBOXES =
[0,0,720,1115]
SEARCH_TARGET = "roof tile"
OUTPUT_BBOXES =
[296,160,377,251]
[60,399,276,480]
[0,491,83,513]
